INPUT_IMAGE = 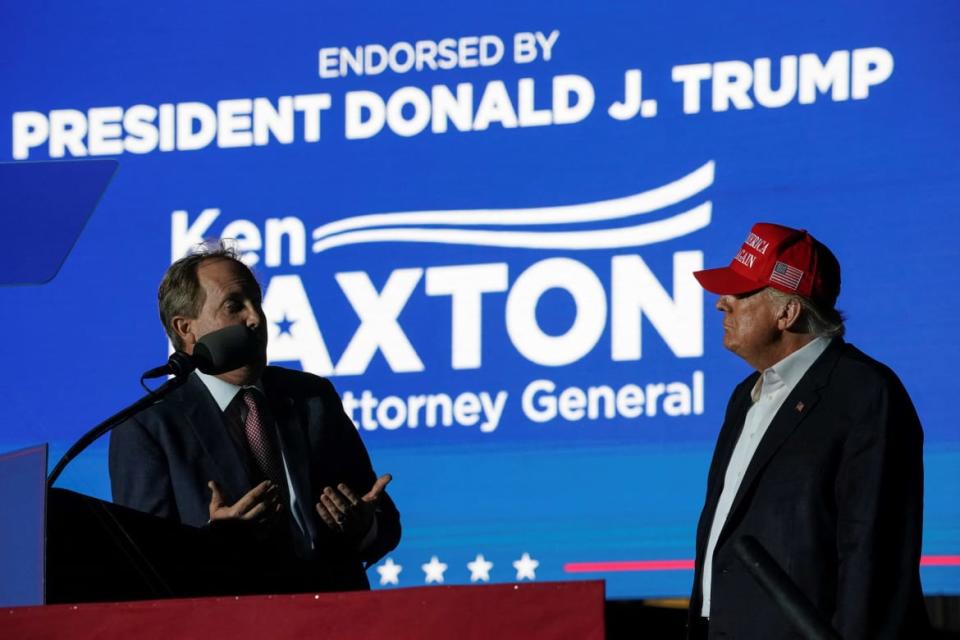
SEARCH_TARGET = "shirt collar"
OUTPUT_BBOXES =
[195,370,264,412]
[751,336,832,402]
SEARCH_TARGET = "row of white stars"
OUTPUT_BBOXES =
[376,553,540,586]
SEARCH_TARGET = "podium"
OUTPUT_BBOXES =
[2,479,608,638]
[46,488,369,603]
[5,458,606,638]
[26,488,607,639]
[52,488,250,602]
[0,453,606,638]
[0,442,372,605]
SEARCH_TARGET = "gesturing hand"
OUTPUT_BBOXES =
[208,480,282,522]
[315,474,392,541]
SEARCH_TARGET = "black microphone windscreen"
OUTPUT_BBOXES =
[193,324,260,374]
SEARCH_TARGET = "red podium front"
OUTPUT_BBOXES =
[2,580,605,639]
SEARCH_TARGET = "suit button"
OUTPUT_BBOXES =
[721,568,729,575]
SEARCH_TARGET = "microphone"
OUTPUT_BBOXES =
[734,536,841,640]
[142,325,261,379]
[50,324,263,487]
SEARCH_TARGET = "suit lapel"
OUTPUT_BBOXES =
[719,340,844,543]
[178,373,252,504]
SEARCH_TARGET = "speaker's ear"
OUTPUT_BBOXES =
[171,315,197,353]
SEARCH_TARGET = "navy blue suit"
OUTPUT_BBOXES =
[109,366,400,591]
[690,340,928,638]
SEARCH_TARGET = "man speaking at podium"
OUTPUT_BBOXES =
[109,243,400,592]
[689,223,928,638]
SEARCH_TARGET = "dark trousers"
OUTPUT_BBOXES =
[688,616,709,640]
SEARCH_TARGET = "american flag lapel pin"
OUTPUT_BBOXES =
[795,401,805,412]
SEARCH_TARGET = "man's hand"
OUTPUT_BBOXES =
[315,474,392,541]
[208,480,282,522]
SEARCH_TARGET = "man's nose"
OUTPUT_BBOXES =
[716,295,734,312]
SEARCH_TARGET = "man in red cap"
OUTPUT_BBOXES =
[688,223,928,638]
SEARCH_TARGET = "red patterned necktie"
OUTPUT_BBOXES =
[241,388,284,486]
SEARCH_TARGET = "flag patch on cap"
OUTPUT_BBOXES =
[769,261,803,290]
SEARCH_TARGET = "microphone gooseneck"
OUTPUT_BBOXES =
[49,324,262,487]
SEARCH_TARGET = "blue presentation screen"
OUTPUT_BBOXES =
[1,1,957,597]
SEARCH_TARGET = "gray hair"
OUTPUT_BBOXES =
[157,241,260,350]
[765,287,846,338]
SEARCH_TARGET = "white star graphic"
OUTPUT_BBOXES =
[376,557,402,586]
[422,555,448,584]
[467,554,494,583]
[513,552,539,581]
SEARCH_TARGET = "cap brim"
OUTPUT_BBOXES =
[693,266,765,296]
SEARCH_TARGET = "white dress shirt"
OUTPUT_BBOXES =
[701,336,831,617]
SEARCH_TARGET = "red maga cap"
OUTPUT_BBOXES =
[693,222,840,307]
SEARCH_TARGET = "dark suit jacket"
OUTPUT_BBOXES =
[109,366,400,591]
[690,339,928,639]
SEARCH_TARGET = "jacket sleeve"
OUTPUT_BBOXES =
[108,415,181,522]
[832,377,927,639]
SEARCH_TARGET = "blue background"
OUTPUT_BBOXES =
[0,1,957,598]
